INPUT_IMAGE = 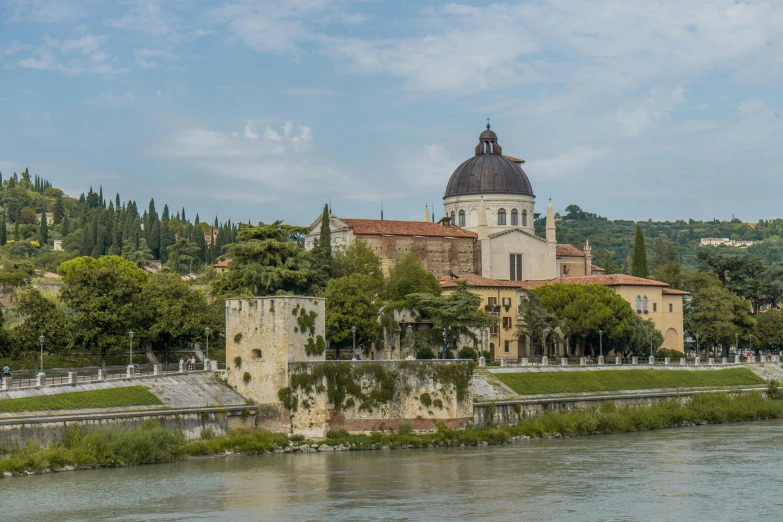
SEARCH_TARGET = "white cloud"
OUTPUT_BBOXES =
[7,0,85,23]
[105,1,172,35]
[615,87,686,137]
[527,146,611,179]
[134,48,179,69]
[150,119,377,200]
[15,34,126,76]
[88,91,134,105]
[738,99,767,116]
[398,144,455,192]
[2,41,33,56]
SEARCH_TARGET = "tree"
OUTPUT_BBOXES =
[143,273,216,362]
[122,237,154,268]
[611,314,663,357]
[386,252,441,302]
[13,287,71,354]
[517,291,563,357]
[332,239,383,289]
[533,283,636,356]
[58,256,150,362]
[309,204,333,292]
[39,210,48,245]
[565,205,584,219]
[650,234,679,271]
[756,310,783,351]
[407,281,493,356]
[598,251,621,274]
[53,196,65,224]
[685,281,755,357]
[19,207,37,224]
[165,238,200,274]
[631,224,649,278]
[323,274,381,357]
[211,221,313,296]
[0,212,6,246]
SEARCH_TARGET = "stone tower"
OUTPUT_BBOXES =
[225,296,326,408]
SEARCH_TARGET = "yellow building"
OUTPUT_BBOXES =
[213,258,231,274]
[440,274,533,360]
[555,274,688,352]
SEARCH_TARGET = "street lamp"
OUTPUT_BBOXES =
[695,333,699,358]
[598,330,603,358]
[351,326,356,356]
[205,327,211,361]
[749,333,753,355]
[735,333,739,357]
[129,331,134,365]
[649,331,653,358]
[39,335,45,372]
[442,327,448,360]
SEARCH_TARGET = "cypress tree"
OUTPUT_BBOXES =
[151,219,161,259]
[53,196,64,224]
[318,203,332,259]
[61,215,70,237]
[40,210,49,245]
[0,213,6,246]
[13,212,20,241]
[631,223,649,278]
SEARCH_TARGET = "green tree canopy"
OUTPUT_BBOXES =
[323,273,381,356]
[631,224,649,278]
[756,310,783,351]
[13,287,71,355]
[385,252,441,303]
[517,291,563,357]
[332,239,384,290]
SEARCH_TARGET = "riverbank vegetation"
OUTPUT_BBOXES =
[496,368,766,395]
[2,391,782,476]
[0,386,161,413]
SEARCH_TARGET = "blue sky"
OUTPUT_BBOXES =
[1,0,783,226]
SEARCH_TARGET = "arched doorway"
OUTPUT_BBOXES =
[664,328,679,351]
[489,343,495,360]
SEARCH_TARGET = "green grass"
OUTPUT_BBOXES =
[495,368,766,395]
[0,386,162,413]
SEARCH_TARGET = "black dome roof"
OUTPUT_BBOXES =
[444,125,534,198]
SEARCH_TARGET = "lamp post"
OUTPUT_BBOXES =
[735,333,739,357]
[129,331,134,365]
[442,327,448,360]
[205,327,211,361]
[598,330,603,358]
[749,333,753,355]
[39,335,45,372]
[649,331,653,358]
[351,326,356,356]
[695,333,699,358]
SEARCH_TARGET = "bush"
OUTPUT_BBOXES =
[243,372,251,385]
[326,429,350,440]
[416,348,435,360]
[457,347,478,361]
[396,422,413,435]
[419,393,432,407]
[289,434,305,442]
[768,380,781,400]
[656,348,683,359]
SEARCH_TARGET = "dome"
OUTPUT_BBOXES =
[444,125,534,198]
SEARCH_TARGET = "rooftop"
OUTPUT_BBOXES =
[556,244,586,257]
[213,258,232,268]
[440,273,537,290]
[554,274,670,287]
[340,218,477,238]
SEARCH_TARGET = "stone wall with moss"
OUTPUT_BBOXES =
[279,360,475,437]
[225,296,326,423]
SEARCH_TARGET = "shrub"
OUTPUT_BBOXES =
[234,333,243,344]
[243,372,251,385]
[768,380,781,400]
[326,429,350,440]
[656,348,682,359]
[419,393,432,407]
[457,347,478,361]
[397,423,414,435]
[234,356,242,369]
[416,348,435,360]
[289,434,305,442]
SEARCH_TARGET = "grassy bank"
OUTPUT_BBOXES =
[3,391,781,475]
[0,386,162,413]
[495,368,766,395]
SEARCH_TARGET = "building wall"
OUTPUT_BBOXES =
[443,194,536,235]
[484,233,557,281]
[613,286,685,352]
[557,256,588,278]
[358,234,477,278]
[225,296,327,411]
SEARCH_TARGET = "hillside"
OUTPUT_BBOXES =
[535,205,783,270]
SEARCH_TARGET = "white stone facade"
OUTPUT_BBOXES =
[443,194,535,236]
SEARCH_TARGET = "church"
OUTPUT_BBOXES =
[306,123,596,283]
[306,123,685,355]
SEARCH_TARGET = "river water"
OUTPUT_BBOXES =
[3,421,783,521]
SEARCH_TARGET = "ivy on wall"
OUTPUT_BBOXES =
[293,303,323,356]
[277,361,475,413]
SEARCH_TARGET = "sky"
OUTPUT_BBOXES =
[1,0,783,227]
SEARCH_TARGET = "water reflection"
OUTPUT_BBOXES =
[3,422,783,521]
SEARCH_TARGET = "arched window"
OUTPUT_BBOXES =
[450,211,455,224]
[251,349,262,359]
[510,209,518,226]
[642,296,649,312]
[522,209,528,227]
[497,208,506,225]
[458,210,466,227]
[635,296,642,311]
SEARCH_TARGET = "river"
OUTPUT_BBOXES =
[3,421,783,521]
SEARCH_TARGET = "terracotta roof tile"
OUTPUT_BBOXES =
[213,258,232,268]
[440,273,537,290]
[340,219,477,238]
[556,244,586,257]
[663,288,690,295]
[553,274,669,287]
[591,264,606,272]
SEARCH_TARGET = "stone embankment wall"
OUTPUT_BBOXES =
[226,296,475,438]
[0,406,255,449]
[275,361,474,438]
[472,387,766,428]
